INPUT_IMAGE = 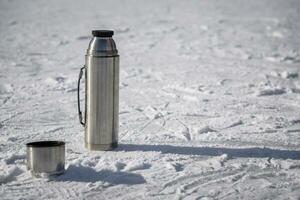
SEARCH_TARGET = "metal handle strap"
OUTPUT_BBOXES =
[77,65,86,126]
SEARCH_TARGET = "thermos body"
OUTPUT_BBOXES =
[78,30,119,151]
[85,55,119,150]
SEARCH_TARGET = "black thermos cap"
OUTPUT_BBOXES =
[92,30,114,37]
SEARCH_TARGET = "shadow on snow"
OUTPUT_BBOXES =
[117,143,300,160]
[52,143,299,183]
[53,165,146,184]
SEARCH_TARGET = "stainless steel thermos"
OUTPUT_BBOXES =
[77,30,119,151]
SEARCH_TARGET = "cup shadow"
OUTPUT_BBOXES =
[117,144,300,160]
[53,165,146,185]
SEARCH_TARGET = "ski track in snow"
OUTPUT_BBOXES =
[1,0,300,199]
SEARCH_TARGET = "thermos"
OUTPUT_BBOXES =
[77,30,119,151]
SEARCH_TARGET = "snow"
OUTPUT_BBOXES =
[1,0,300,199]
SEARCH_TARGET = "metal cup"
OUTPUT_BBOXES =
[26,141,65,177]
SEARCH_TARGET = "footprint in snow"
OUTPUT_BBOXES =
[77,35,91,40]
[123,161,151,172]
[195,126,217,134]
[256,88,286,96]
[45,76,67,85]
[0,84,13,94]
[115,27,130,34]
[290,119,300,125]
[166,162,184,172]
[181,127,192,141]
[5,154,26,165]
[114,162,126,171]
[0,165,24,185]
[58,40,69,46]
[269,71,298,79]
[225,120,243,129]
[8,21,17,26]
[7,137,18,142]
[280,71,298,79]
[282,56,300,63]
[265,54,300,64]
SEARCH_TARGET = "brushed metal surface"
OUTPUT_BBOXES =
[112,56,119,143]
[87,36,118,56]
[83,33,119,151]
[85,56,114,144]
[26,141,65,176]
[85,142,117,151]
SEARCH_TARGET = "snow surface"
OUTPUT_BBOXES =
[1,0,300,199]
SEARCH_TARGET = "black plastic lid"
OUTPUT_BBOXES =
[92,30,114,37]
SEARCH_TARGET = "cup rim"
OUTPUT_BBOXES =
[26,141,65,148]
